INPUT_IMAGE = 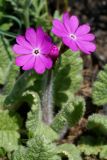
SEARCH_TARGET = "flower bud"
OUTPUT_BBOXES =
[50,45,59,60]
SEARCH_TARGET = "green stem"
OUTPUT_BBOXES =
[64,0,68,9]
[23,0,31,27]
[42,70,53,124]
[0,30,16,38]
[45,0,49,14]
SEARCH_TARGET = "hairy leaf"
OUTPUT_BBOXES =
[100,145,107,159]
[78,136,107,157]
[3,63,19,95]
[12,135,61,160]
[57,143,82,160]
[0,37,13,85]
[92,64,107,105]
[54,49,83,107]
[0,110,20,152]
[51,96,85,133]
[87,113,107,135]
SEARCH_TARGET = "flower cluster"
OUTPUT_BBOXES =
[13,12,96,74]
[13,27,59,74]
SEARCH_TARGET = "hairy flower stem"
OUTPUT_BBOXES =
[42,70,53,124]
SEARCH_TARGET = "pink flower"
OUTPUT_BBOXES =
[13,27,53,74]
[52,12,96,54]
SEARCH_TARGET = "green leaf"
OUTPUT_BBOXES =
[51,98,74,133]
[0,147,6,157]
[53,10,62,19]
[12,135,61,160]
[36,123,58,141]
[11,146,27,160]
[0,95,6,109]
[0,22,13,31]
[3,63,19,95]
[51,96,85,133]
[57,143,82,160]
[87,113,107,135]
[92,64,107,105]
[25,91,41,134]
[54,49,83,107]
[100,146,107,159]
[0,37,20,102]
[4,70,35,106]
[32,0,47,16]
[0,37,12,85]
[78,136,107,156]
[0,110,20,152]
[66,96,85,126]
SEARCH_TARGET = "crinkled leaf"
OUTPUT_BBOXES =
[87,113,107,135]
[57,143,82,160]
[78,136,107,156]
[0,37,13,85]
[51,96,85,133]
[12,135,61,160]
[92,64,107,105]
[54,49,83,107]
[3,63,19,95]
[100,146,107,159]
[0,110,20,152]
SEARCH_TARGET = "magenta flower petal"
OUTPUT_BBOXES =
[15,54,33,66]
[76,40,96,54]
[63,12,71,33]
[70,15,79,33]
[62,37,79,51]
[41,41,52,55]
[34,56,46,74]
[76,41,90,54]
[16,35,32,50]
[22,56,35,70]
[36,27,45,47]
[40,55,53,69]
[52,19,67,35]
[44,33,52,42]
[78,34,95,41]
[53,19,67,32]
[76,24,90,36]
[52,27,66,37]
[80,41,96,52]
[13,44,32,55]
[25,28,37,47]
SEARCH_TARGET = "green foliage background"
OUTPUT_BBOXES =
[0,0,107,160]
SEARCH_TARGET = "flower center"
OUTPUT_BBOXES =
[70,34,77,40]
[33,49,39,55]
